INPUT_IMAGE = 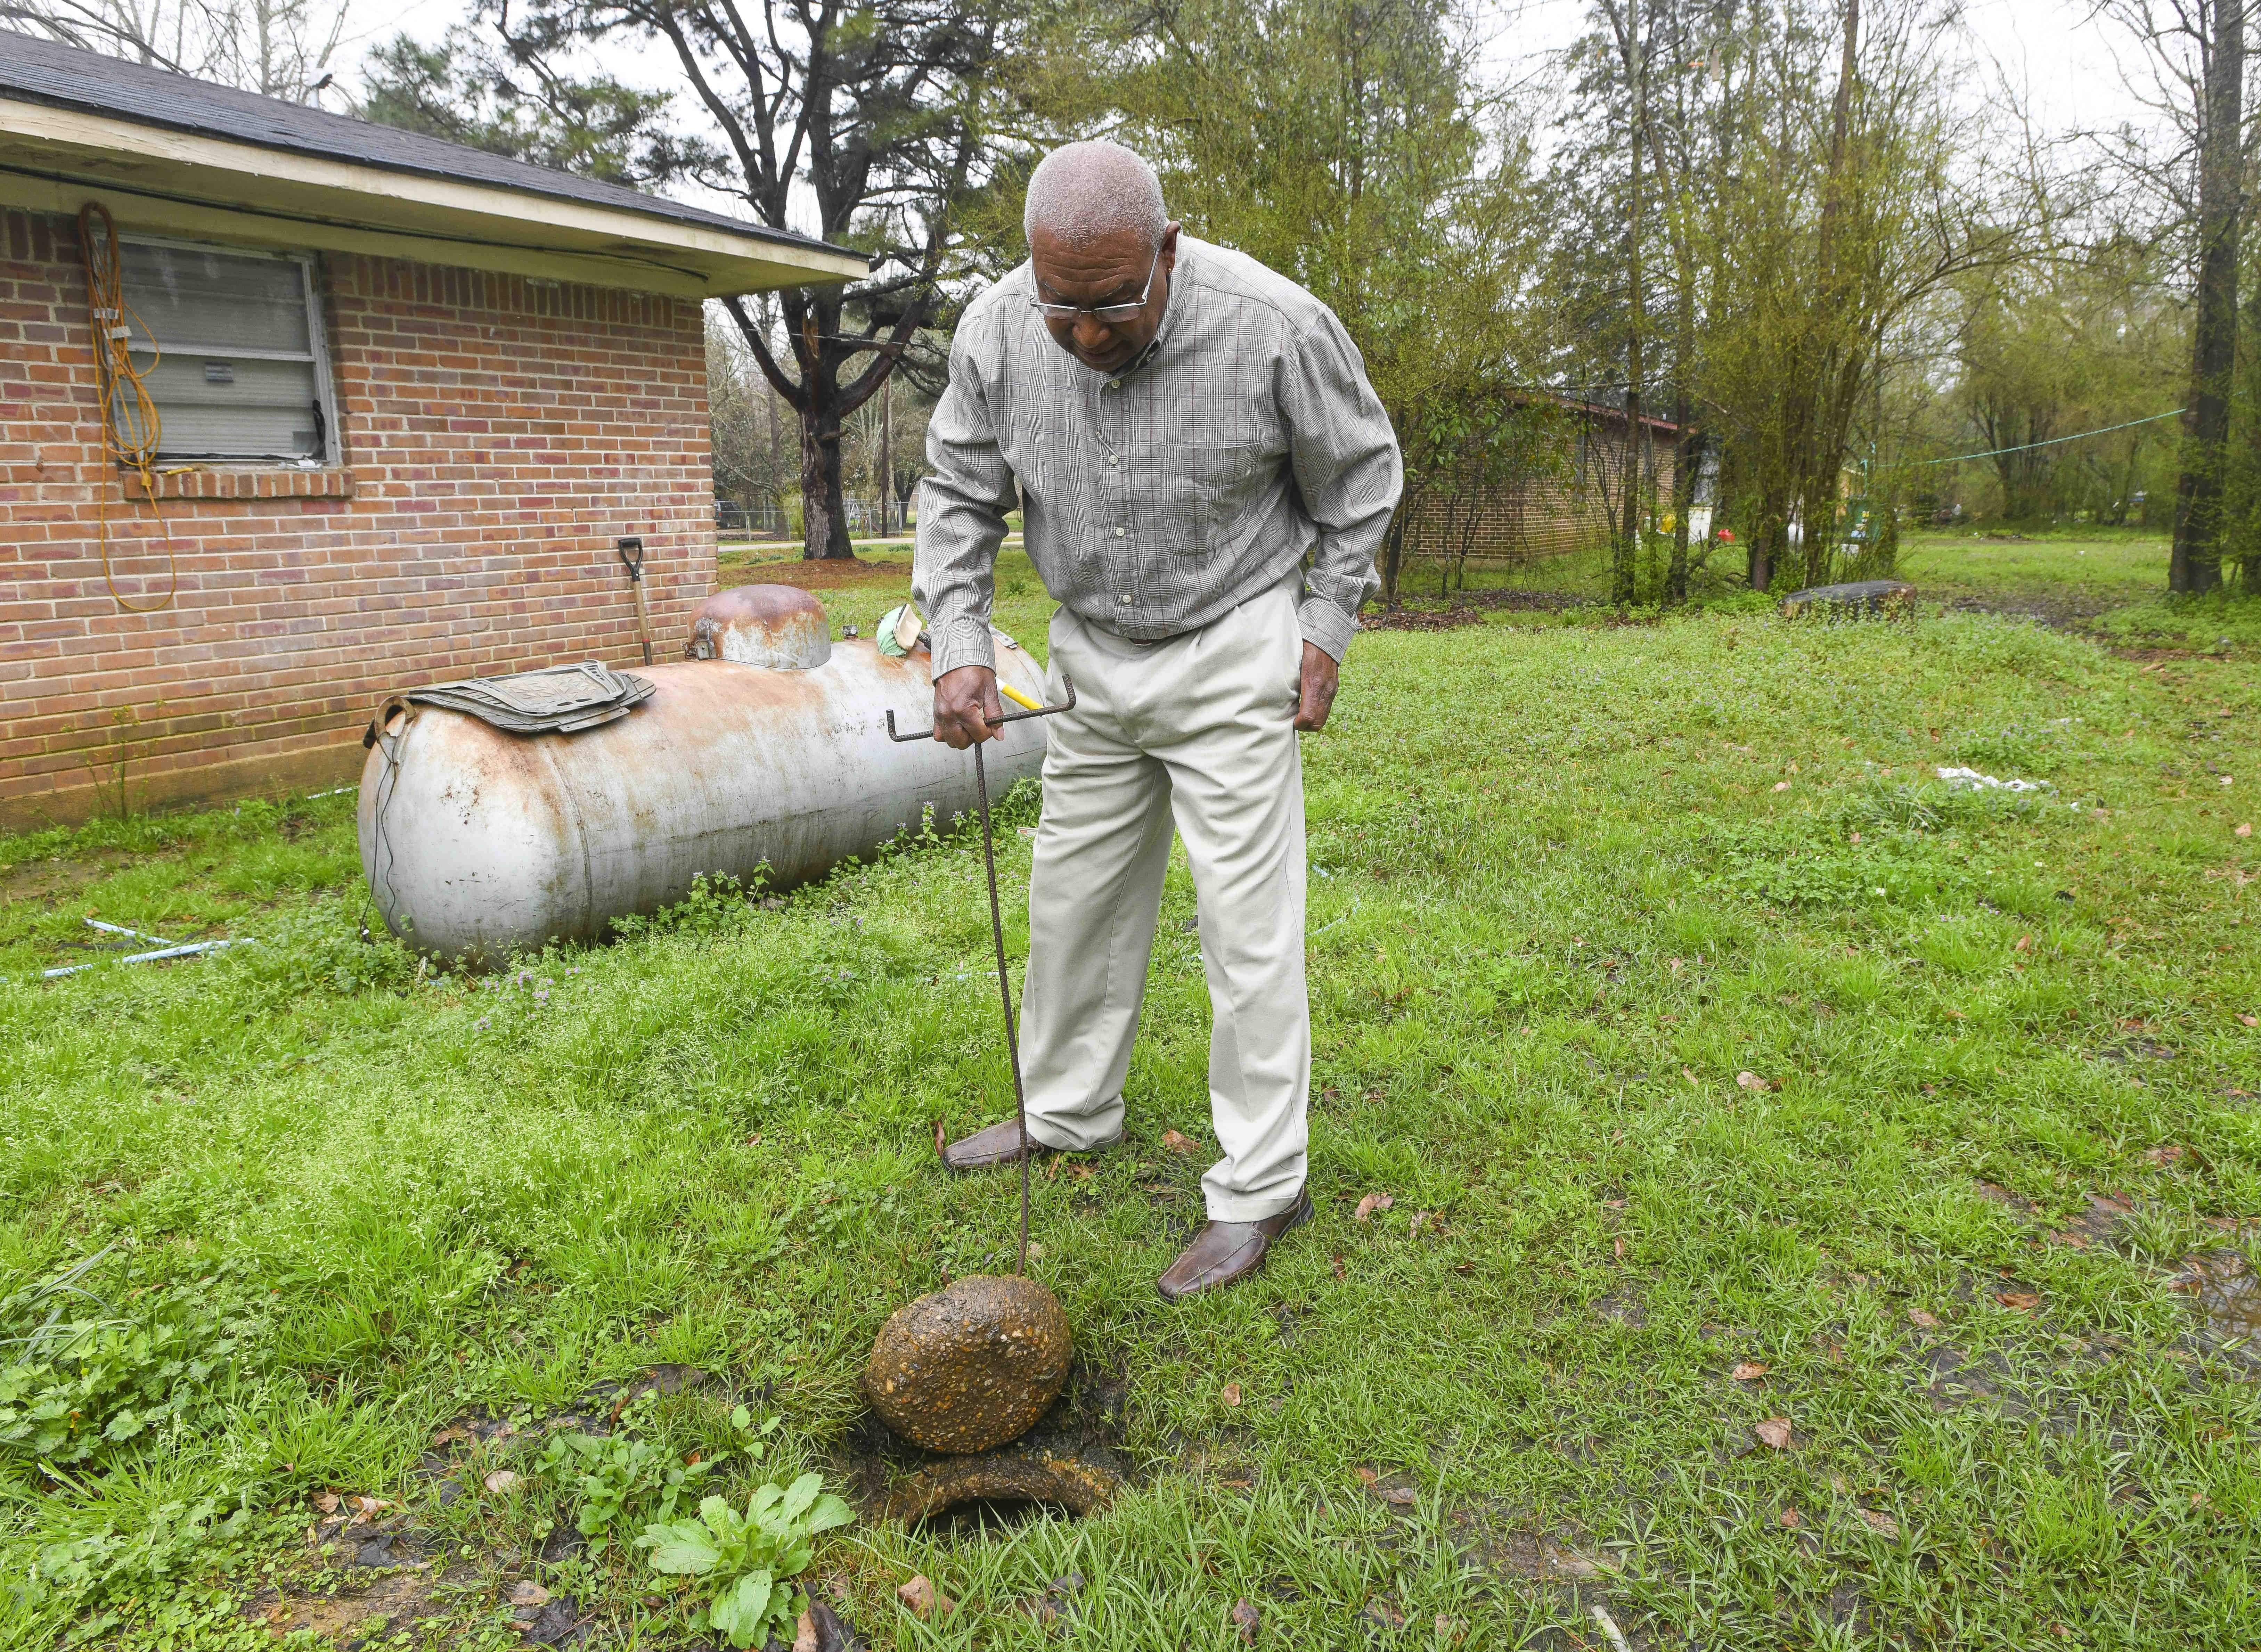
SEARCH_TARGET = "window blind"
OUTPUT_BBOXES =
[118,242,330,462]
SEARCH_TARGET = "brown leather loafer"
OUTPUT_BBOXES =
[1156,1188,1315,1302]
[937,1117,1118,1174]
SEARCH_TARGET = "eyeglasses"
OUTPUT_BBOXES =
[1029,244,1162,324]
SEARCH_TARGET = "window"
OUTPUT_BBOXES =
[118,239,336,464]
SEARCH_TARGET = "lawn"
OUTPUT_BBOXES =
[2,555,2259,1650]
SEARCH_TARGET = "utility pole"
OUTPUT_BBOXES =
[881,373,893,537]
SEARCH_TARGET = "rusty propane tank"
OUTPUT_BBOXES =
[357,585,1050,964]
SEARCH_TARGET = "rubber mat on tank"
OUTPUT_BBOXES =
[406,660,655,735]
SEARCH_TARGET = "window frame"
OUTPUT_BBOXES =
[115,234,341,468]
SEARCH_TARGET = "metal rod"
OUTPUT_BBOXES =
[970,741,1033,1276]
[893,673,1075,1275]
[885,674,1075,743]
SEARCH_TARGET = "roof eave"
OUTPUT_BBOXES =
[0,96,867,297]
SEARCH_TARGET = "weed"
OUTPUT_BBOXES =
[636,1473,854,1649]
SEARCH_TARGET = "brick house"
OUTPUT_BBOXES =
[0,36,860,831]
[1400,396,1681,572]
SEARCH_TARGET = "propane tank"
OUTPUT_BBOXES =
[358,585,1049,963]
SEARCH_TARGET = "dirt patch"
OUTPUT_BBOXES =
[715,554,909,591]
[1940,592,2119,627]
[245,1562,476,1641]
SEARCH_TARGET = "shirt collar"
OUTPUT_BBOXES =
[1121,236,1192,380]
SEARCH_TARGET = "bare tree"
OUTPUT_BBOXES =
[2098,0,2250,591]
[2,0,346,99]
[484,0,1005,561]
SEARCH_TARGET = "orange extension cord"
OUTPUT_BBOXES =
[79,200,177,614]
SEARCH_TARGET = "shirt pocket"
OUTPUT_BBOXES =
[1180,442,1272,555]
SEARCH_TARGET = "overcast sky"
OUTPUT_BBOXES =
[337,0,2168,228]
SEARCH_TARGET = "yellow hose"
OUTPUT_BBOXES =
[79,200,176,613]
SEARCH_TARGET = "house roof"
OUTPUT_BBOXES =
[0,33,868,297]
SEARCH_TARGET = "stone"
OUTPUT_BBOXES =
[864,1275,1072,1454]
[1778,579,1915,620]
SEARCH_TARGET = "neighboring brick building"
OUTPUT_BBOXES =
[1399,398,1680,572]
[0,37,860,830]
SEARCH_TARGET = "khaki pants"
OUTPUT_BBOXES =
[1018,577,1310,1222]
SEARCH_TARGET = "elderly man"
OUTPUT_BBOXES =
[912,140,1401,1300]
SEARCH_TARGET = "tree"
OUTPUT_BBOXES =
[2108,0,2249,591]
[488,0,1005,560]
[1034,0,1546,604]
[360,28,691,186]
[3,0,347,99]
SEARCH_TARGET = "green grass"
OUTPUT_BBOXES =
[4,568,2260,1649]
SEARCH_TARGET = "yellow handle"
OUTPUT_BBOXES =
[998,681,1041,712]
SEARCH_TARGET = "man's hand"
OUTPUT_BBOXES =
[1294,642,1339,733]
[933,664,1004,749]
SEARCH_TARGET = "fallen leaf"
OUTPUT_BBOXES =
[1753,1417,1793,1450]
[794,1609,819,1652]
[1779,1507,1803,1529]
[1330,1253,1346,1279]
[1410,1209,1436,1236]
[1232,1598,1261,1645]
[1848,831,1862,844]
[2015,933,2033,953]
[1682,1066,1700,1086]
[933,1118,947,1158]
[1162,1128,1201,1155]
[1861,1508,1901,1539]
[2241,1013,2258,1027]
[2237,823,2251,837]
[1736,1070,1774,1092]
[1772,780,1792,792]
[898,1575,954,1618]
[1355,1466,1379,1485]
[2146,1144,2188,1164]
[312,1491,338,1514]
[1613,1236,1626,1260]
[430,1424,473,1448]
[482,1470,519,1495]
[1221,1382,1242,1407]
[1997,1292,2041,1312]
[1381,1486,1418,1506]
[509,1581,550,1608]
[1731,1361,1769,1382]
[2052,1230,2089,1249]
[1354,1192,1395,1221]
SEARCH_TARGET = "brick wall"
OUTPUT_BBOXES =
[1400,416,1678,569]
[0,207,717,831]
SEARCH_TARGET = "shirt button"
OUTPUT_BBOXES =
[1120,594,1133,604]
[1107,378,1121,390]
[1114,526,1126,537]
[1108,454,1119,465]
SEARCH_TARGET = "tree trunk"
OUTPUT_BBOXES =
[1615,0,1646,609]
[802,412,852,560]
[2171,0,2244,594]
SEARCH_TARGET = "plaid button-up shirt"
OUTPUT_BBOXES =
[913,236,1401,681]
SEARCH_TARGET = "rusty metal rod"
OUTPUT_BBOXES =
[889,677,1074,1277]
[968,738,1032,1275]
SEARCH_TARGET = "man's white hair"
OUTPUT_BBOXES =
[1023,140,1167,252]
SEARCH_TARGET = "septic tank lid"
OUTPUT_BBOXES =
[687,584,833,670]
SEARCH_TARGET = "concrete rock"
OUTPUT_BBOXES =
[864,1275,1072,1453]
[1778,579,1915,620]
